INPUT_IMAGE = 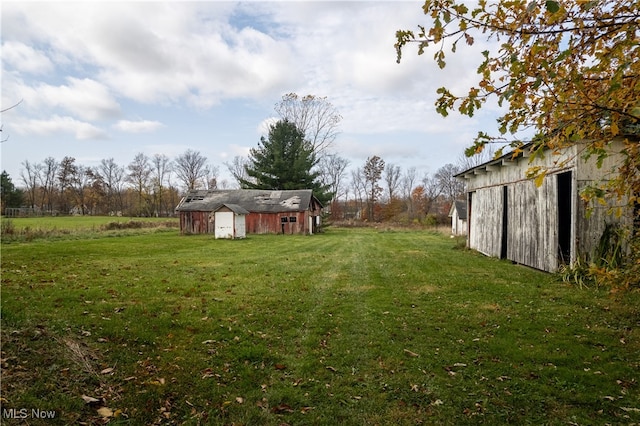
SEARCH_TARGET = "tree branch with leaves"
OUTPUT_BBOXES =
[396,0,640,286]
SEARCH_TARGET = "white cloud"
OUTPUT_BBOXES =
[0,1,508,183]
[12,115,108,140]
[114,120,165,133]
[1,41,54,74]
[5,76,120,122]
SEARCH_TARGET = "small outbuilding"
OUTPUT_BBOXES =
[175,189,323,236]
[456,140,630,272]
[448,200,467,236]
[213,203,249,239]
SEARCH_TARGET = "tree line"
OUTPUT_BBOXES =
[2,93,486,224]
[1,148,471,223]
[1,93,474,222]
[2,150,220,217]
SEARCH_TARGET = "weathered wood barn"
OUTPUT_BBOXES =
[456,140,629,272]
[448,200,467,236]
[175,189,323,235]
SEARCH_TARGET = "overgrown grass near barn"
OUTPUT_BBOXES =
[1,216,178,242]
[1,227,639,425]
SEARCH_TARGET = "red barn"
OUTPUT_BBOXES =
[175,189,323,235]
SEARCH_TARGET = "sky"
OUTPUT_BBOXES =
[1,1,506,189]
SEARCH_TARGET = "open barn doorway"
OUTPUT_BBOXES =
[501,186,508,259]
[557,171,573,264]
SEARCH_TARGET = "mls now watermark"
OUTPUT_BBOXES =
[3,408,58,419]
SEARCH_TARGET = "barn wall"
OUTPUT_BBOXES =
[245,211,309,234]
[574,141,630,259]
[464,139,630,272]
[469,171,568,272]
[450,208,467,236]
[179,211,210,234]
[180,210,314,235]
[505,177,560,272]
[469,186,504,258]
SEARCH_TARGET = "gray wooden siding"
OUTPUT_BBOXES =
[506,178,559,272]
[469,186,503,258]
[462,140,628,272]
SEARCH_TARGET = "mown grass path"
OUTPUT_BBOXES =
[1,227,639,425]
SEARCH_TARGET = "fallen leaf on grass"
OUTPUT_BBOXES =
[274,363,287,370]
[326,366,337,372]
[81,395,101,405]
[620,407,640,412]
[403,349,419,357]
[97,407,113,418]
[100,367,114,375]
[235,397,244,404]
[271,403,294,414]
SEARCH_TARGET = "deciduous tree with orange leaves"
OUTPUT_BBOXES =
[396,0,639,286]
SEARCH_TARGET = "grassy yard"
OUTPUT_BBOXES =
[1,224,639,425]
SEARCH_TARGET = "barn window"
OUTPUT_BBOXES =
[289,217,297,223]
[281,217,288,223]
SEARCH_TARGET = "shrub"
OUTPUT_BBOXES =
[1,219,15,236]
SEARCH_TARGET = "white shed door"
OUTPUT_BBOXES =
[235,216,246,239]
[215,212,234,239]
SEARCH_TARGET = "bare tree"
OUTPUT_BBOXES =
[151,154,172,216]
[174,149,209,191]
[401,166,417,218]
[419,173,443,216]
[99,158,126,214]
[225,155,251,188]
[206,164,219,190]
[20,160,42,209]
[435,163,465,202]
[57,156,78,213]
[274,93,342,156]
[40,157,58,212]
[69,164,90,214]
[350,167,366,220]
[317,152,350,202]
[363,155,385,221]
[127,153,153,216]
[384,163,401,202]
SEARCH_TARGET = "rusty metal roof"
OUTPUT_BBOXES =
[175,189,319,213]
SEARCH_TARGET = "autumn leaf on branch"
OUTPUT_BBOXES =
[396,0,640,287]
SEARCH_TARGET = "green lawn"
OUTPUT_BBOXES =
[1,226,639,425]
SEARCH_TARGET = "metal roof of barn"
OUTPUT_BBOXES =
[449,200,467,218]
[175,189,318,213]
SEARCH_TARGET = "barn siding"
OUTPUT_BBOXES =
[245,212,308,235]
[462,140,629,272]
[179,211,210,234]
[469,186,503,258]
[505,177,559,272]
